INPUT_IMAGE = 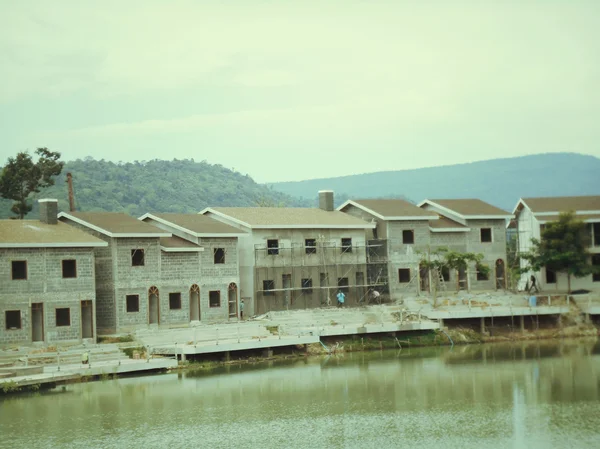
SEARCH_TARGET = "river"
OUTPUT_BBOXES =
[1,339,599,449]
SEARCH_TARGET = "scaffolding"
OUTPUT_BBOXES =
[253,238,389,314]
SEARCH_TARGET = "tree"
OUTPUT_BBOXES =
[0,148,64,219]
[419,247,489,306]
[520,211,594,293]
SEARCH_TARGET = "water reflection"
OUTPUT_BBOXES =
[1,339,599,449]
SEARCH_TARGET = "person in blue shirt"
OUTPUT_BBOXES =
[336,290,345,308]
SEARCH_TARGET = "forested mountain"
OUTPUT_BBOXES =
[269,153,600,211]
[0,158,306,219]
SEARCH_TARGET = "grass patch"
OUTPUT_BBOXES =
[98,334,135,344]
[122,346,146,359]
[1,380,21,394]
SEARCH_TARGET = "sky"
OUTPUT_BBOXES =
[1,0,599,183]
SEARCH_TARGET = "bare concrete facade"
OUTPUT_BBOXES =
[139,213,243,323]
[513,196,600,293]
[59,212,244,334]
[338,200,438,299]
[419,199,512,292]
[201,191,380,316]
[1,200,106,346]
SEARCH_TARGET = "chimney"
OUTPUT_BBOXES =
[318,190,334,212]
[39,199,58,225]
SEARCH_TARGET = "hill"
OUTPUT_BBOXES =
[268,153,600,211]
[0,158,306,219]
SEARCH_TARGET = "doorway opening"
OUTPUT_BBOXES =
[282,274,292,307]
[458,267,467,290]
[148,286,160,324]
[495,259,506,290]
[419,264,430,293]
[81,300,93,338]
[31,303,44,342]
[228,283,238,319]
[190,284,200,321]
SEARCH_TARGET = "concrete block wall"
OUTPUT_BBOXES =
[0,247,96,345]
[340,204,385,239]
[1,294,93,346]
[465,219,508,291]
[253,264,369,315]
[387,221,430,299]
[95,288,116,334]
[115,238,161,287]
[252,229,368,269]
[59,218,117,332]
[429,232,468,252]
[0,248,95,294]
[199,237,240,322]
[160,252,200,325]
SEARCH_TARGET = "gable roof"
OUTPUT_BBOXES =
[139,213,246,237]
[337,199,437,221]
[159,236,204,252]
[200,207,375,229]
[516,195,600,214]
[428,216,470,232]
[418,199,512,219]
[0,220,107,248]
[58,212,170,238]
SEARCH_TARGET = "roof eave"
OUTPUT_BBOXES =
[112,233,171,238]
[511,198,528,215]
[160,246,205,253]
[0,242,108,248]
[463,215,514,220]
[386,215,439,221]
[196,233,245,238]
[139,213,201,237]
[429,227,471,233]
[200,208,253,229]
[252,224,376,230]
[418,200,467,221]
[59,212,170,238]
[534,210,600,216]
[58,212,113,237]
[336,200,386,220]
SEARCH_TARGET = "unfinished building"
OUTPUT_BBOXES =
[201,191,388,316]
[0,199,106,346]
[512,195,600,292]
[418,199,513,292]
[139,213,244,321]
[338,198,439,298]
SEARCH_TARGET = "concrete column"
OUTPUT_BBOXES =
[262,348,273,358]
[224,351,231,362]
[439,318,444,329]
[520,315,525,333]
[181,353,186,363]
[480,317,485,334]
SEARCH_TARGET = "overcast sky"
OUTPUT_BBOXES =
[1,1,599,183]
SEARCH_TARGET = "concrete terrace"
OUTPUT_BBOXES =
[0,343,177,389]
[139,304,440,357]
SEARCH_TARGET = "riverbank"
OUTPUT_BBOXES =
[177,321,599,374]
[2,300,599,395]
